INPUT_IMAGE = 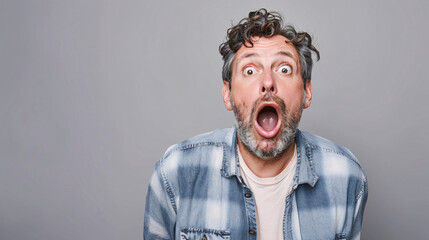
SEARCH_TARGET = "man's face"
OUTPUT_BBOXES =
[222,35,313,159]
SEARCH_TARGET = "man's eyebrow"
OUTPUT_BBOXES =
[277,50,299,71]
[236,52,259,61]
[276,50,294,58]
[236,50,299,67]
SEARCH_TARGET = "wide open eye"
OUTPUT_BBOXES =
[278,64,292,74]
[243,66,256,76]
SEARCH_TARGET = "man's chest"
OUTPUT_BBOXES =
[174,183,350,240]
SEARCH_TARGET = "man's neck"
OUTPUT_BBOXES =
[237,139,296,178]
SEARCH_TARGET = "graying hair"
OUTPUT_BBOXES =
[219,8,320,88]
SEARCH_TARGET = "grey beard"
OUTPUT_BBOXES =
[231,94,304,159]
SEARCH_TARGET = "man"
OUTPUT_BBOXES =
[144,9,368,240]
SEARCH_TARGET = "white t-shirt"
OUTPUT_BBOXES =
[238,146,297,240]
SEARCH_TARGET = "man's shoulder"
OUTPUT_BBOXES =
[158,128,235,170]
[300,131,357,161]
[164,128,233,154]
[299,130,366,178]
[179,127,234,148]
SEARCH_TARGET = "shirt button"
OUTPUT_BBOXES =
[244,193,252,198]
[249,229,256,235]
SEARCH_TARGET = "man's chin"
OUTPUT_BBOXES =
[250,138,283,159]
[256,138,277,152]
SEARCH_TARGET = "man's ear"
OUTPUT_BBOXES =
[222,81,233,111]
[304,80,313,109]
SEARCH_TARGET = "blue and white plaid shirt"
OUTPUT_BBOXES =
[144,127,368,240]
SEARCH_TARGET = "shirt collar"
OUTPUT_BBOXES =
[221,127,319,188]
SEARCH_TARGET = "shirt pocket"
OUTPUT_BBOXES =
[180,227,231,240]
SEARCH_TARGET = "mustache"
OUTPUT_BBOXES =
[249,93,287,122]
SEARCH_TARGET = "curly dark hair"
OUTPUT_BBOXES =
[219,8,320,88]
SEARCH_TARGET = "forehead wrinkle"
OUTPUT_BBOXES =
[233,36,301,73]
[236,52,260,63]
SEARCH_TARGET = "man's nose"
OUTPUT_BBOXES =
[260,71,277,94]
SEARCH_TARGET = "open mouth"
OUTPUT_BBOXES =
[254,103,282,139]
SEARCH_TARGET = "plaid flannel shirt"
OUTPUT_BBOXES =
[144,127,368,240]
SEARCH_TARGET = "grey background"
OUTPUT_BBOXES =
[1,0,428,239]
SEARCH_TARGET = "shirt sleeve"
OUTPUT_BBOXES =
[349,176,369,240]
[143,160,177,239]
